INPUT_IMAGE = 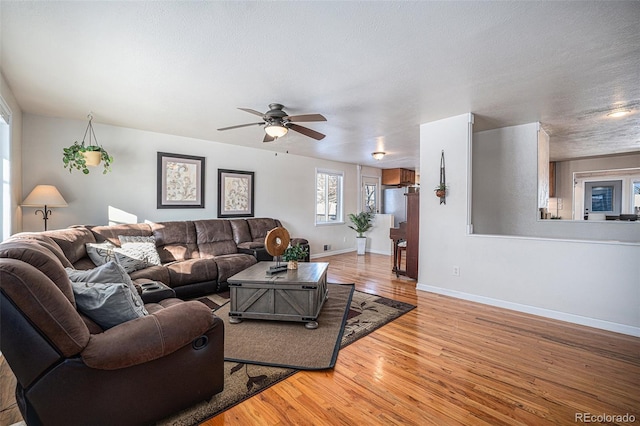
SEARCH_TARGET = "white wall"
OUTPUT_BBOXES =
[556,153,640,220]
[21,114,361,257]
[418,113,640,336]
[0,72,23,236]
[472,124,640,243]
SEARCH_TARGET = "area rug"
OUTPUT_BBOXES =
[157,285,415,426]
[221,283,354,369]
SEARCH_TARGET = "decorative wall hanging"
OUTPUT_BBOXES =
[435,150,447,204]
[218,169,254,218]
[157,152,205,209]
[62,113,113,174]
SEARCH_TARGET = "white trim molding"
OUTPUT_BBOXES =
[417,283,640,337]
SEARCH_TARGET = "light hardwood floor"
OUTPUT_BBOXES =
[2,253,639,425]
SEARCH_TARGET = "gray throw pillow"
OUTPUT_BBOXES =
[66,261,148,329]
[71,281,146,329]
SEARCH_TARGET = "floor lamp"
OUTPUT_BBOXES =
[22,185,68,231]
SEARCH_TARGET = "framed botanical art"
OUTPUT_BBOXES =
[157,152,205,209]
[218,169,254,218]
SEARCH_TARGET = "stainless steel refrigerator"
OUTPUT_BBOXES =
[383,187,407,228]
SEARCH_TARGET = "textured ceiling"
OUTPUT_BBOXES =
[1,1,639,168]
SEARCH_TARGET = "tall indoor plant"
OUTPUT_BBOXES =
[348,211,374,255]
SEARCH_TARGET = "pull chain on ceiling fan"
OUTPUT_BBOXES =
[218,103,326,143]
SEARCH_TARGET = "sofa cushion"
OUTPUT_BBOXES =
[229,219,252,244]
[151,221,199,263]
[89,223,153,246]
[0,257,90,356]
[213,253,257,282]
[166,258,218,287]
[43,227,97,264]
[7,233,74,268]
[0,240,76,305]
[194,220,238,257]
[129,265,171,286]
[246,218,281,242]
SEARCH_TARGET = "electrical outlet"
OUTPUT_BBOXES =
[452,266,460,276]
[323,244,331,251]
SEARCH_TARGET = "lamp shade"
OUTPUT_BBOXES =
[22,185,68,207]
[264,124,288,138]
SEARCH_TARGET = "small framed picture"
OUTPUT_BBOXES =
[218,169,254,218]
[157,152,205,209]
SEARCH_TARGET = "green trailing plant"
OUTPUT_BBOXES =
[348,211,374,238]
[434,183,447,197]
[62,114,113,174]
[282,243,309,261]
[62,142,113,174]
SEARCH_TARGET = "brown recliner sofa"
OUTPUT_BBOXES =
[0,235,225,426]
[23,217,309,298]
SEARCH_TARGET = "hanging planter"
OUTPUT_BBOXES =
[434,183,447,199]
[437,150,447,204]
[62,114,113,174]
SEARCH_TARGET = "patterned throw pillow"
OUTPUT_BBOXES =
[86,242,118,266]
[85,240,159,273]
[66,261,148,329]
[118,236,162,267]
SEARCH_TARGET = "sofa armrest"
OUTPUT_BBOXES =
[81,300,220,370]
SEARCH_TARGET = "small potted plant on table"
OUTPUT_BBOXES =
[282,243,309,270]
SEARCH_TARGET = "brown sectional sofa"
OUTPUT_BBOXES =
[0,217,308,424]
[20,217,308,298]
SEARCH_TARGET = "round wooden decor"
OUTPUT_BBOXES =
[265,227,291,257]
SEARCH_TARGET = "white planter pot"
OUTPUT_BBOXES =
[356,237,366,255]
[83,151,102,166]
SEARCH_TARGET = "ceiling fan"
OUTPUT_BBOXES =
[217,103,326,142]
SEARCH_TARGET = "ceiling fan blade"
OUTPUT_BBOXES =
[217,122,264,131]
[263,133,276,143]
[285,113,327,122]
[288,123,326,140]
[238,108,266,118]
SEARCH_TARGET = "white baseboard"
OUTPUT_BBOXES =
[417,283,640,337]
[311,248,355,259]
[312,248,389,259]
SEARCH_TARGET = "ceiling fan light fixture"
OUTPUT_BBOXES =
[264,124,288,138]
[371,151,386,160]
[607,109,631,118]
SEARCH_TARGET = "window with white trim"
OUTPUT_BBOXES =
[316,169,344,224]
[0,97,11,241]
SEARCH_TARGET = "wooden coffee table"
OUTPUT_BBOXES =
[227,261,329,329]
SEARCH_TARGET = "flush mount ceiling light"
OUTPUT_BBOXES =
[371,152,386,160]
[264,124,288,138]
[607,109,631,118]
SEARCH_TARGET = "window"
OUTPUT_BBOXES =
[0,97,10,241]
[584,180,622,216]
[316,169,344,224]
[362,176,379,213]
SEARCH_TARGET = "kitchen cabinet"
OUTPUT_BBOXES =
[382,168,416,186]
